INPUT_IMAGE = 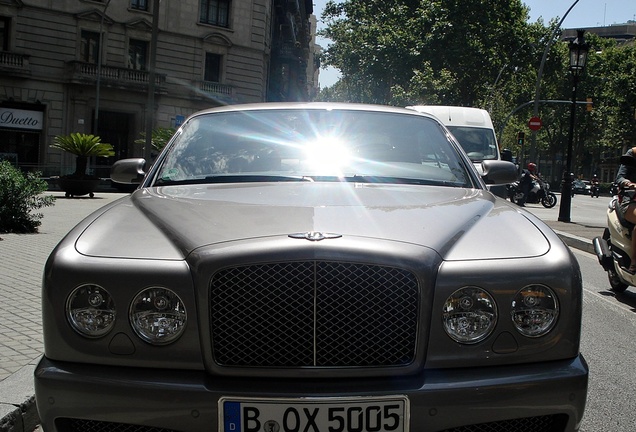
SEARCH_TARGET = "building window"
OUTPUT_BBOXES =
[130,0,148,11]
[204,53,222,82]
[0,17,9,51]
[80,30,100,64]
[128,39,148,70]
[200,0,230,27]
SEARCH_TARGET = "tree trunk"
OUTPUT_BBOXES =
[75,155,88,177]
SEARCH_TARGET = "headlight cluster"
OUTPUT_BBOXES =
[66,284,116,338]
[511,285,559,337]
[130,287,187,345]
[443,285,558,344]
[442,287,496,343]
[66,285,187,345]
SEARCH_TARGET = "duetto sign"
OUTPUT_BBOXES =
[0,108,44,131]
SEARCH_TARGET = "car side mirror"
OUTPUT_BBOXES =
[481,160,518,185]
[111,158,146,185]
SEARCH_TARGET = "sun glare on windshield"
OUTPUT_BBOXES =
[303,137,353,173]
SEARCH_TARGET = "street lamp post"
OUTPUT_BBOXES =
[558,29,590,222]
[94,0,112,136]
[144,0,160,163]
[529,0,581,165]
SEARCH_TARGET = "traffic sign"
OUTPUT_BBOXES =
[528,116,542,131]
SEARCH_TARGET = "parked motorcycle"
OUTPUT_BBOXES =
[593,189,634,292]
[507,179,558,208]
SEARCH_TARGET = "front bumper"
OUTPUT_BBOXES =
[35,355,588,432]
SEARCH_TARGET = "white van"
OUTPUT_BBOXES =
[407,105,508,196]
[406,105,500,162]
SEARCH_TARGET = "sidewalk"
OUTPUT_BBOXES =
[0,193,605,432]
[0,191,128,432]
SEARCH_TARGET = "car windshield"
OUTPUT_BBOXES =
[151,108,474,188]
[445,126,498,162]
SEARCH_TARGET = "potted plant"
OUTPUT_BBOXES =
[52,133,115,198]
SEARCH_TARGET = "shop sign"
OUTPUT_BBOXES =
[0,108,44,131]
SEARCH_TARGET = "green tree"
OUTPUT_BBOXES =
[511,31,636,183]
[318,1,636,185]
[319,0,533,106]
[588,38,636,150]
[484,18,563,159]
[52,133,115,177]
[0,161,55,234]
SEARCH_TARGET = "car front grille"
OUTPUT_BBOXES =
[57,414,567,432]
[210,261,419,367]
[441,414,569,432]
[59,418,180,432]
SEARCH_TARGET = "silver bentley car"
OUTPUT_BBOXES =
[35,103,588,432]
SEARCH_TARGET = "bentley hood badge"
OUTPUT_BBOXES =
[289,232,343,241]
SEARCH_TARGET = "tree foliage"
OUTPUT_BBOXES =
[319,0,533,106]
[318,1,636,182]
[52,133,115,177]
[0,161,55,234]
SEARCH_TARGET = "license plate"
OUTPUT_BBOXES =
[220,396,409,432]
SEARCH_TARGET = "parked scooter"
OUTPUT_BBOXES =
[593,188,634,292]
[507,178,558,208]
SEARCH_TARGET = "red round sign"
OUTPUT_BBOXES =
[528,116,542,131]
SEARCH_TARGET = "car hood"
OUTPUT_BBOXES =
[75,183,550,261]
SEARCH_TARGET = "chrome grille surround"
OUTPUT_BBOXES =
[210,261,419,368]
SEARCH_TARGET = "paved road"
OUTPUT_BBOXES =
[0,191,610,431]
[525,192,608,253]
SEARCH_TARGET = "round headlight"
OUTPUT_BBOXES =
[129,287,187,345]
[511,285,559,337]
[442,287,497,344]
[66,284,116,338]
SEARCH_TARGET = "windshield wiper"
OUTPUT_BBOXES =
[343,175,464,187]
[204,175,314,183]
[156,174,463,187]
[155,175,314,186]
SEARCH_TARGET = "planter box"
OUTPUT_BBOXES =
[57,177,101,198]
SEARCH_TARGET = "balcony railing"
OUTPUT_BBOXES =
[0,51,30,75]
[193,81,235,102]
[199,81,233,95]
[67,61,166,92]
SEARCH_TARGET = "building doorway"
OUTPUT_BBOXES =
[92,110,132,177]
[0,129,41,172]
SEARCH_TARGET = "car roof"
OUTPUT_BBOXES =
[405,105,494,129]
[191,102,439,119]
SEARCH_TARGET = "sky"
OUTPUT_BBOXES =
[313,0,636,88]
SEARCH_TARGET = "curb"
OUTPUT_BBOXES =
[0,366,38,432]
[553,230,596,255]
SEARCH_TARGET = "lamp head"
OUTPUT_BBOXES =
[569,29,590,76]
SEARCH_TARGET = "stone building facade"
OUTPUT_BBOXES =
[0,0,317,177]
